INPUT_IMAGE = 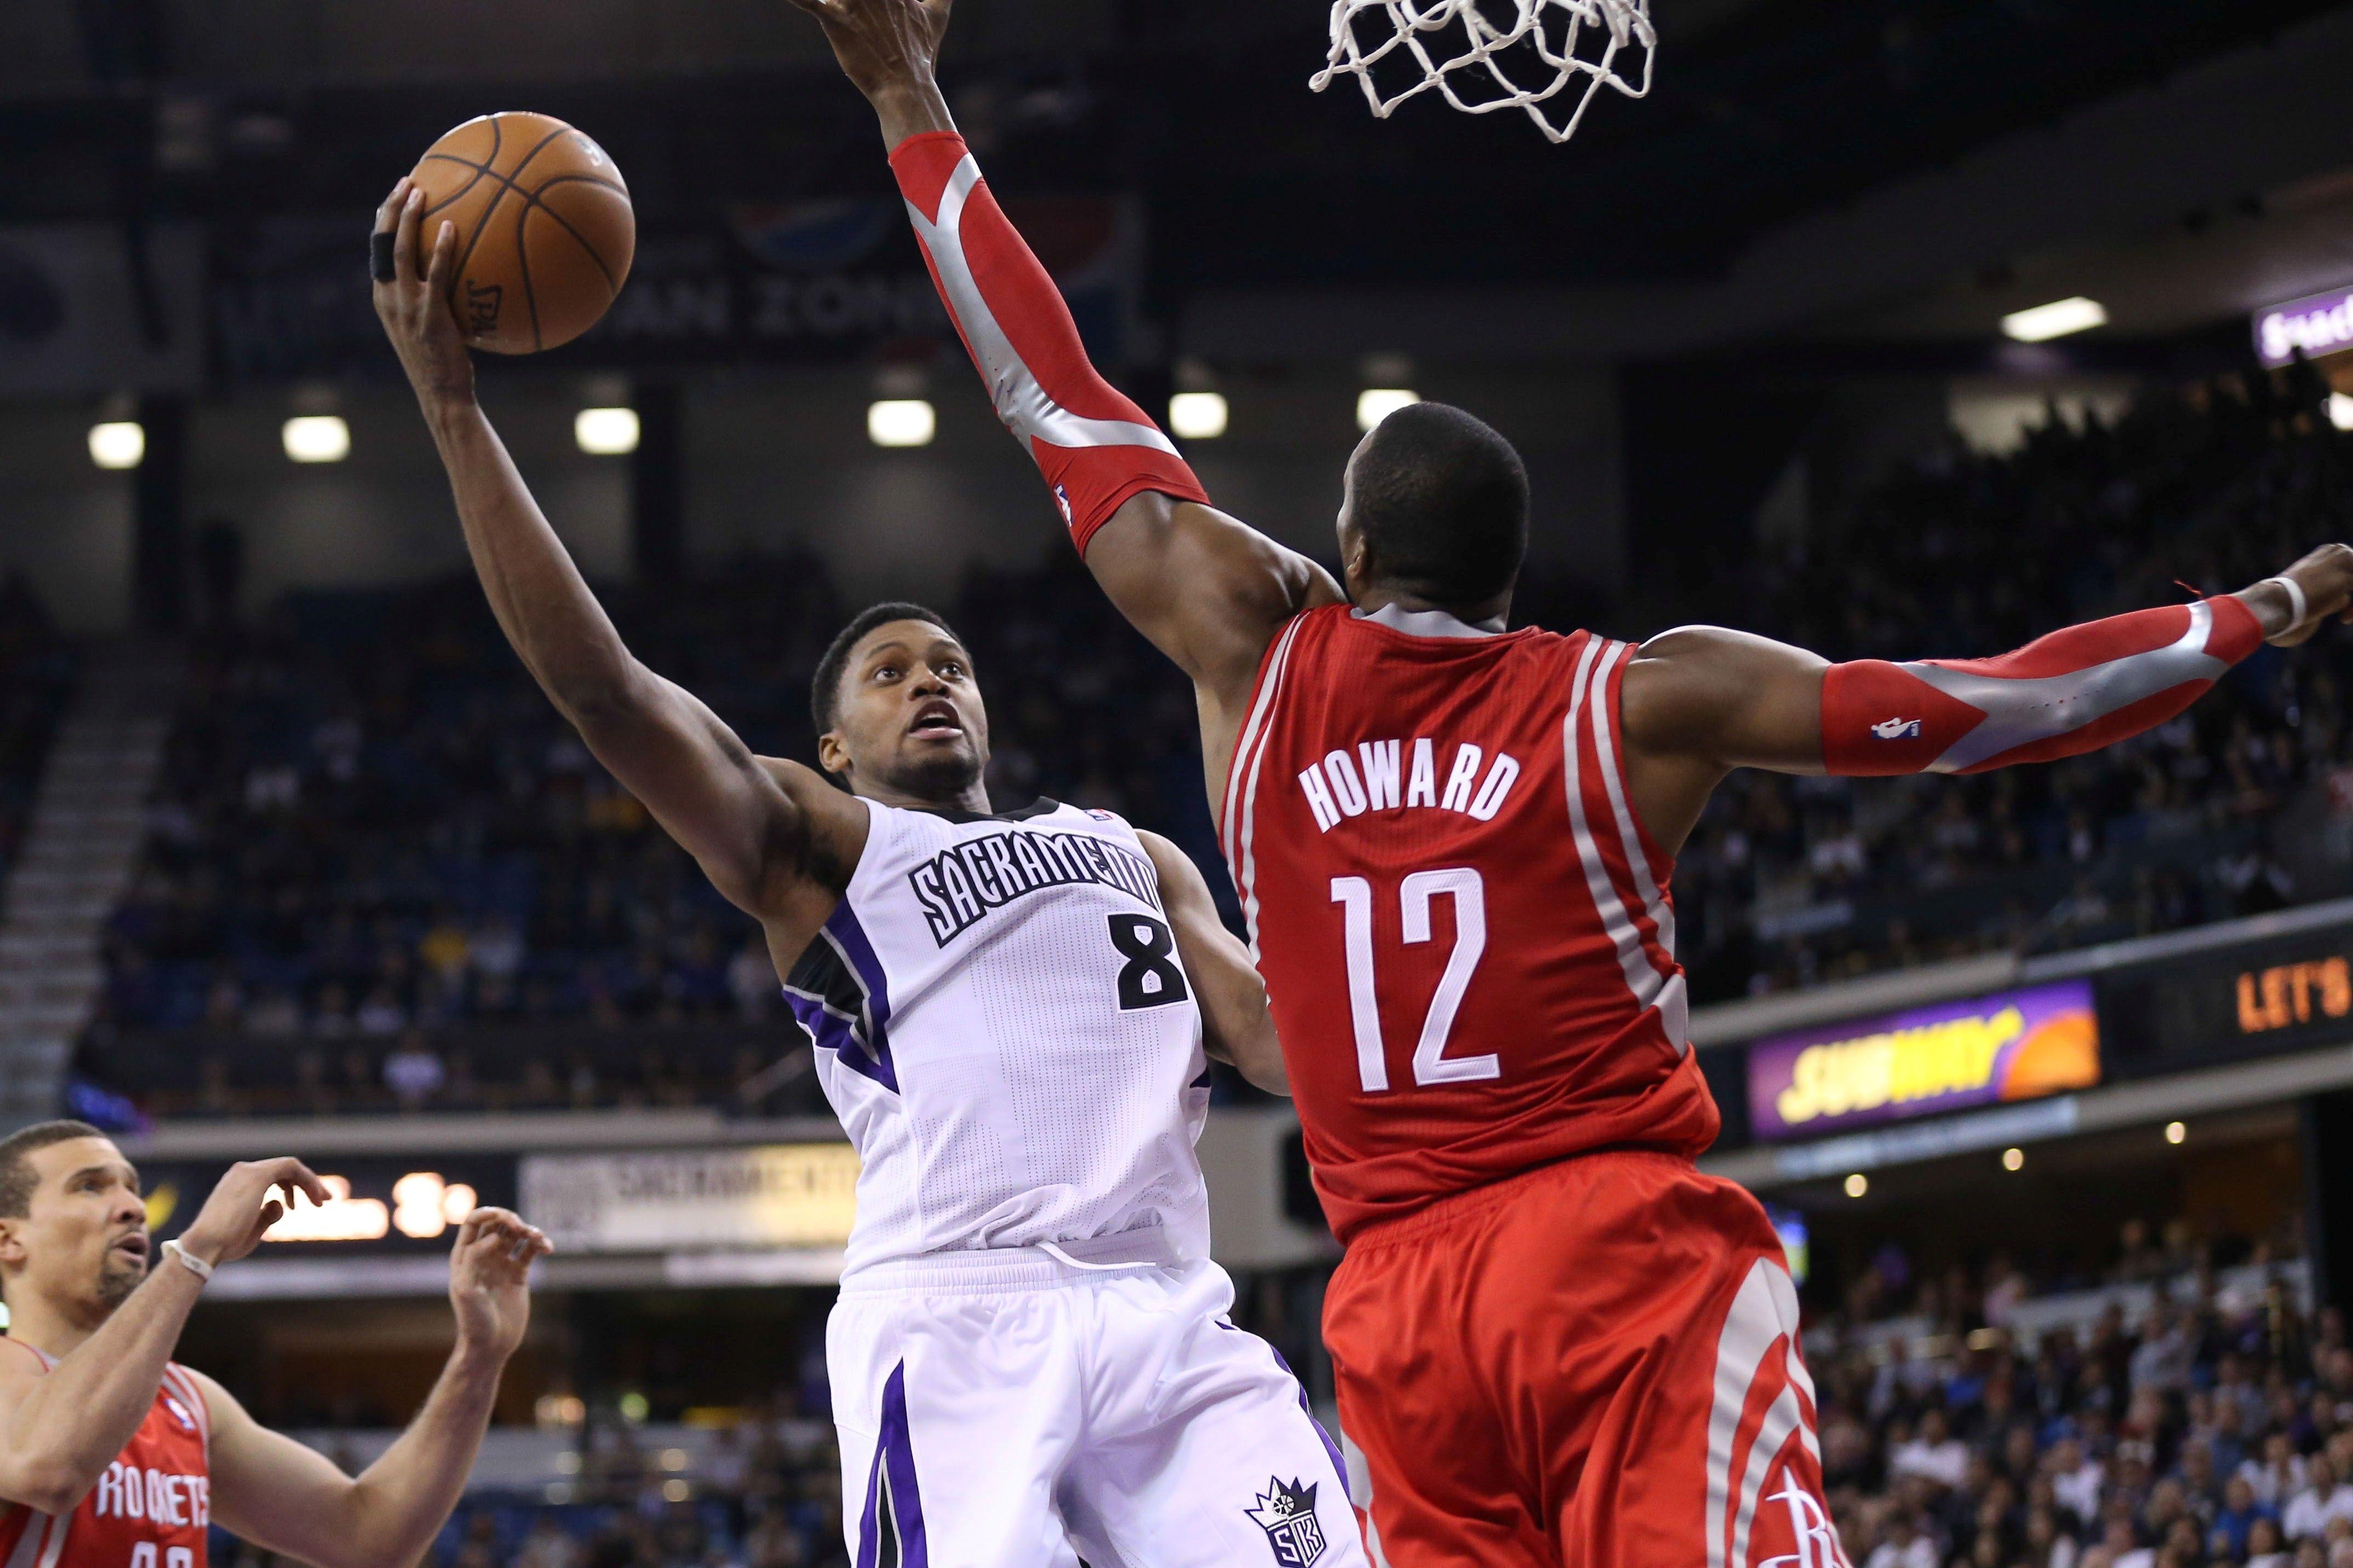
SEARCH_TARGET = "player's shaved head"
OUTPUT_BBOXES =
[1341,403,1529,613]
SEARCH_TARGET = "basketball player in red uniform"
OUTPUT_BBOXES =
[0,1121,550,1568]
[795,3,2353,1561]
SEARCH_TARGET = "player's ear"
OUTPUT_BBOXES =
[1339,527,1373,595]
[816,729,851,778]
[0,1217,25,1270]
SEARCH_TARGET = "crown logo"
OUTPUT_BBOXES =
[1245,1477,1328,1564]
[1247,1478,1318,1527]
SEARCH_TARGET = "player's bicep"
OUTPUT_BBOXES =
[1086,493,1342,699]
[1142,834,1288,1096]
[567,669,829,916]
[0,1353,61,1508]
[193,1371,363,1562]
[1622,625,1830,774]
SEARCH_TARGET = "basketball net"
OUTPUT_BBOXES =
[1311,0,1656,145]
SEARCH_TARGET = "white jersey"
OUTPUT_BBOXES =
[786,797,1214,1280]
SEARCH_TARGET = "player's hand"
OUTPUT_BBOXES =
[371,176,477,411]
[176,1158,331,1270]
[2247,543,2353,647]
[783,0,952,104]
[446,1208,552,1362]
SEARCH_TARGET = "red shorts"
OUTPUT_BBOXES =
[1323,1150,1846,1568]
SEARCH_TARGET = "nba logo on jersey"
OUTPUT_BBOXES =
[1246,1478,1328,1566]
[163,1396,197,1433]
[1871,716,1923,740]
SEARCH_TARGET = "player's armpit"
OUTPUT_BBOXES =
[1087,492,1344,700]
[1139,832,1290,1097]
[566,674,863,931]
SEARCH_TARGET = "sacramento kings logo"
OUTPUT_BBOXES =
[1246,1477,1327,1566]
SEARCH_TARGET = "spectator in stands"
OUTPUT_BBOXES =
[384,1032,446,1109]
[2286,1454,2353,1541]
[1893,1408,1972,1491]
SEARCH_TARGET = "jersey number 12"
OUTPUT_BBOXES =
[1330,868,1499,1093]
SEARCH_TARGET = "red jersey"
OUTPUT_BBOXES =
[1221,604,1720,1242]
[0,1343,213,1568]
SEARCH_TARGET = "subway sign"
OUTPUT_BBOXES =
[1747,980,2101,1143]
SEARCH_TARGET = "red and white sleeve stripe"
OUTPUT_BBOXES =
[888,132,1209,554]
[1822,595,2264,777]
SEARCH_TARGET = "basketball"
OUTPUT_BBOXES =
[406,111,633,355]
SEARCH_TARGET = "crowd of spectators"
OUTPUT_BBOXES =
[69,368,2353,1111]
[1806,1224,2346,1568]
[74,539,1214,1116]
[432,1412,853,1568]
[0,570,75,887]
[199,1225,2344,1568]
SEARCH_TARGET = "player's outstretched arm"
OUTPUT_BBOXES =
[1618,546,2353,854]
[373,181,865,932]
[1141,832,1289,1095]
[0,1159,329,1515]
[201,1210,552,1568]
[786,0,1343,748]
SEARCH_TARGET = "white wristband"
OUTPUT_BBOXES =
[2265,576,2308,631]
[161,1239,214,1283]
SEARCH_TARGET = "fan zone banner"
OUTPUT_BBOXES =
[1747,980,2100,1142]
[214,196,1140,380]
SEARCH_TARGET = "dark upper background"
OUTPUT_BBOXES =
[0,0,2340,297]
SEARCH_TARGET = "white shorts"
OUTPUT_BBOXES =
[828,1248,1367,1568]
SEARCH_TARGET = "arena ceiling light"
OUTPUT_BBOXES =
[1842,1173,1867,1198]
[575,406,640,455]
[282,415,351,463]
[1169,392,1229,441]
[2000,296,2108,343]
[87,421,145,470]
[2329,394,2353,433]
[1356,388,1421,430]
[868,398,936,449]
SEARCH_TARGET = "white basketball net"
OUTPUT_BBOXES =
[1311,0,1656,145]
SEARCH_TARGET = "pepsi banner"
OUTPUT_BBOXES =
[1746,980,2101,1144]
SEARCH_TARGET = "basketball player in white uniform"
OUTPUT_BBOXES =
[374,186,1366,1568]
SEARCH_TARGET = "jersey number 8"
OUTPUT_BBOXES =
[1107,914,1191,1010]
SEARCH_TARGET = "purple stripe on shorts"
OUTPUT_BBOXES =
[879,1362,929,1567]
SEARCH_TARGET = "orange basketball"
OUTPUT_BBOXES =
[407,112,634,355]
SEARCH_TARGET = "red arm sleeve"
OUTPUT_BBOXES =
[888,131,1209,555]
[1821,595,2264,776]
